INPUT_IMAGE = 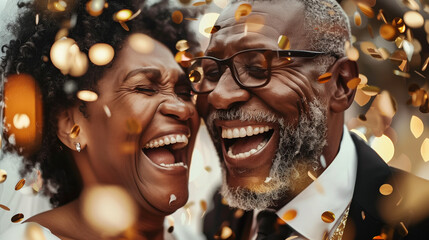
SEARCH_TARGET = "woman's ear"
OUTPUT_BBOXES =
[57,108,87,152]
[328,57,359,113]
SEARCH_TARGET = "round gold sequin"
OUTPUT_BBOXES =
[379,24,399,41]
[114,9,132,22]
[220,226,233,239]
[11,213,24,223]
[235,3,252,21]
[172,10,184,24]
[15,179,25,190]
[321,211,335,223]
[347,77,361,89]
[379,183,393,195]
[357,3,374,18]
[175,40,189,52]
[403,11,424,28]
[128,33,155,54]
[0,204,10,211]
[318,72,332,84]
[88,43,115,66]
[361,85,380,96]
[282,209,297,221]
[77,90,98,102]
[277,35,290,50]
[86,0,104,17]
[69,124,80,139]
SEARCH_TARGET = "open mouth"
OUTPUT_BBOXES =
[221,125,274,160]
[142,134,189,169]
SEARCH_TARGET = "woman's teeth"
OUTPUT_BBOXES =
[221,125,272,139]
[144,134,188,149]
[160,162,188,169]
[227,139,268,159]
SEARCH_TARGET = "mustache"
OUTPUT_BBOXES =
[206,107,282,129]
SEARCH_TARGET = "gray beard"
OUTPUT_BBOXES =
[206,99,327,210]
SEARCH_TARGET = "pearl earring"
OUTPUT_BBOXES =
[75,142,81,152]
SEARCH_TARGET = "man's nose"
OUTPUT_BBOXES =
[207,68,250,110]
[159,96,194,121]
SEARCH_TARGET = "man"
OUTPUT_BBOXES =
[191,0,429,239]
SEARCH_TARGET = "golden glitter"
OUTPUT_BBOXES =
[278,35,290,50]
[234,3,252,21]
[318,72,332,84]
[379,183,393,195]
[11,213,24,223]
[421,139,429,162]
[184,17,198,21]
[126,118,142,134]
[234,209,244,218]
[69,124,80,139]
[361,85,380,96]
[103,105,111,118]
[175,40,189,52]
[361,211,366,220]
[411,115,424,138]
[175,51,193,68]
[286,236,298,240]
[357,3,375,18]
[422,57,429,71]
[380,24,399,41]
[119,21,129,31]
[205,25,221,34]
[13,113,30,130]
[354,11,362,26]
[221,198,228,205]
[204,166,212,172]
[282,209,297,221]
[0,204,10,211]
[172,10,184,24]
[395,35,405,48]
[321,211,335,223]
[371,135,395,162]
[392,18,406,33]
[347,77,361,89]
[192,1,206,6]
[400,222,409,236]
[50,38,76,73]
[393,70,410,78]
[114,9,132,22]
[377,9,387,24]
[25,222,46,240]
[77,90,98,102]
[128,33,155,54]
[48,0,67,12]
[403,11,424,28]
[86,0,104,17]
[88,43,115,66]
[220,226,233,239]
[15,178,25,190]
[200,200,207,217]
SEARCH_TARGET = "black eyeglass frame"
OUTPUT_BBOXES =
[188,48,335,94]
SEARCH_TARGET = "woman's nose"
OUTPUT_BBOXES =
[159,96,194,121]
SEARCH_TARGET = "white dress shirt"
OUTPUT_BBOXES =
[250,126,358,240]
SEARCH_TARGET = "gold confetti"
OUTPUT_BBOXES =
[278,35,290,50]
[347,77,361,89]
[69,124,80,139]
[361,211,366,220]
[184,17,198,21]
[345,41,359,61]
[393,70,410,78]
[286,236,298,240]
[172,10,183,24]
[377,9,387,24]
[355,89,372,106]
[410,89,427,107]
[392,17,406,33]
[354,11,362,26]
[380,24,399,41]
[204,166,212,172]
[119,21,129,31]
[48,0,67,12]
[399,222,409,236]
[128,33,155,54]
[395,35,405,48]
[373,233,387,239]
[114,9,132,22]
[414,71,426,79]
[282,209,297,221]
[200,200,207,217]
[86,0,104,17]
[0,204,10,211]
[221,198,228,205]
[410,115,424,138]
[220,226,233,239]
[175,51,193,68]
[371,135,395,163]
[234,3,252,21]
[361,85,380,96]
[422,57,429,71]
[403,0,420,10]
[357,3,375,18]
[192,1,206,6]
[199,13,220,38]
[379,183,393,195]
[321,211,335,223]
[422,138,429,162]
[126,118,142,134]
[360,41,377,55]
[11,213,24,223]
[89,43,114,66]
[403,11,424,28]
[103,105,111,118]
[318,72,332,84]
[35,14,39,25]
[128,9,141,21]
[12,113,30,130]
[15,179,25,190]
[25,222,46,240]
[77,90,98,102]
[175,40,189,52]
[234,209,244,218]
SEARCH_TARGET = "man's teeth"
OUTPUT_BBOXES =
[227,139,268,159]
[159,162,188,169]
[221,126,272,139]
[144,134,188,149]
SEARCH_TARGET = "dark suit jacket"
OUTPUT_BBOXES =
[203,134,429,240]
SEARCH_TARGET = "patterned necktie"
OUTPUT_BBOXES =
[255,210,293,240]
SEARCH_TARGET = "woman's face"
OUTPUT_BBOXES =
[76,36,199,214]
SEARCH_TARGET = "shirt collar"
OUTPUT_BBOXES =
[276,126,358,240]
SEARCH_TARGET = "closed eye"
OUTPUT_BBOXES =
[135,87,157,95]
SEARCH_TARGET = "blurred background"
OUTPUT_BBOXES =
[0,0,428,236]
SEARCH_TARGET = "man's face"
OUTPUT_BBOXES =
[197,1,330,210]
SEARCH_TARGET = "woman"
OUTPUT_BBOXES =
[0,0,200,239]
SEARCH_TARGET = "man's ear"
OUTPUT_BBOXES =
[328,57,359,113]
[57,108,87,152]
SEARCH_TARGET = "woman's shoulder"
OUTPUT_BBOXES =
[0,222,61,240]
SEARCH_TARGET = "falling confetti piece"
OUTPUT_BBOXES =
[377,9,387,23]
[392,17,406,33]
[347,77,361,89]
[77,90,98,102]
[172,10,184,24]
[119,21,129,31]
[235,3,252,21]
[0,204,10,211]
[321,211,335,223]
[422,57,429,71]
[373,233,387,239]
[175,40,189,52]
[220,226,233,239]
[371,135,395,163]
[410,115,424,138]
[192,1,206,6]
[286,236,298,240]
[114,9,132,22]
[200,200,207,217]
[11,213,24,223]
[399,222,409,236]
[103,105,111,118]
[128,9,141,21]
[15,179,25,190]
[354,11,362,26]
[403,0,420,10]
[35,14,39,25]
[86,0,104,16]
[184,17,198,21]
[393,70,410,78]
[421,138,429,162]
[234,209,244,218]
[318,72,332,84]
[361,211,366,220]
[25,222,46,240]
[199,13,220,38]
[125,118,142,134]
[169,194,177,205]
[88,43,114,66]
[380,24,399,41]
[13,114,30,130]
[361,85,380,96]
[69,124,80,139]
[175,51,193,68]
[264,177,272,183]
[282,209,297,221]
[128,33,155,54]
[278,35,290,50]
[403,11,424,28]
[357,3,374,18]
[320,155,327,168]
[379,183,393,195]
[204,166,212,172]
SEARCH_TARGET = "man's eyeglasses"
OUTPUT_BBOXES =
[187,48,331,94]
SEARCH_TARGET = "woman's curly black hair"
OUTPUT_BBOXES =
[0,0,199,207]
